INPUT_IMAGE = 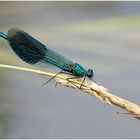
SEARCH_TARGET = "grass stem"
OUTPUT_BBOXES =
[0,64,140,119]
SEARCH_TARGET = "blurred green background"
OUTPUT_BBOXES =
[0,1,140,138]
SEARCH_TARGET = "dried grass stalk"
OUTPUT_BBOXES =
[0,64,140,119]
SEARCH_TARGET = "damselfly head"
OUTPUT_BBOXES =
[87,68,94,79]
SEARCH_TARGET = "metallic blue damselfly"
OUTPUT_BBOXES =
[0,28,97,89]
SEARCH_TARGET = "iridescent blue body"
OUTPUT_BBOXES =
[0,28,95,87]
[0,32,9,40]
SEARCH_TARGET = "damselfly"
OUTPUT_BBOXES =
[0,28,97,89]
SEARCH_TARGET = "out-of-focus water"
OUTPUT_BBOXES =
[0,1,140,138]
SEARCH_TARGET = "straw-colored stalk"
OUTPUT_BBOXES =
[0,64,140,119]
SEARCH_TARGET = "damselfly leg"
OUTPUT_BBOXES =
[42,70,63,86]
[42,70,85,89]
[91,78,98,85]
[42,70,98,89]
[80,76,86,89]
[42,70,73,87]
[67,76,98,90]
[66,76,85,89]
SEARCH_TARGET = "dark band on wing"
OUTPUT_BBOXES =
[7,28,47,64]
